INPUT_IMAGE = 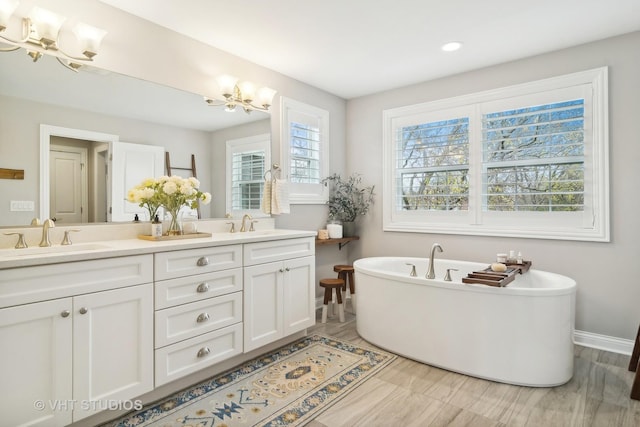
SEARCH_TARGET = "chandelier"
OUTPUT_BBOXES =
[205,75,277,113]
[0,1,107,71]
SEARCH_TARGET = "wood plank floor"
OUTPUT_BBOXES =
[307,309,640,427]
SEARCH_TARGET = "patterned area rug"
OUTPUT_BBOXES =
[107,334,396,426]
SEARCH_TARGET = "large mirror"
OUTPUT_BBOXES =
[0,51,271,227]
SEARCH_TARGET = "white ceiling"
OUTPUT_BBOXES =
[99,0,640,99]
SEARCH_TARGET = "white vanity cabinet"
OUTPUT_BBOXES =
[243,237,315,352]
[153,245,244,386]
[0,255,154,426]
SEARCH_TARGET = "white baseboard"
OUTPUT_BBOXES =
[574,330,634,355]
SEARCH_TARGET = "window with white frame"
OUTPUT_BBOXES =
[280,97,329,203]
[383,67,609,241]
[226,134,271,217]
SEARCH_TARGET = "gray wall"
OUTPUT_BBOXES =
[346,31,640,340]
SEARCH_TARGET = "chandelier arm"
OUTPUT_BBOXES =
[0,33,30,45]
[55,56,79,72]
[245,102,269,112]
[55,46,94,63]
[0,44,21,52]
[204,98,227,107]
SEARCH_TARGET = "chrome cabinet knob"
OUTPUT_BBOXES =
[196,282,210,293]
[196,313,210,323]
[79,307,88,314]
[197,347,210,358]
[61,310,71,318]
[197,257,209,267]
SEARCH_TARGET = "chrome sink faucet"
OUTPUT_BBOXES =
[39,218,55,247]
[426,243,443,279]
[240,214,252,232]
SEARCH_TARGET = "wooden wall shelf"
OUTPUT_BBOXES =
[0,168,24,180]
[315,236,359,250]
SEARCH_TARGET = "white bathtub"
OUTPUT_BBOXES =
[354,257,576,387]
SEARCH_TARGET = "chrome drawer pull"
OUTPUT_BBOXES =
[79,307,88,315]
[197,347,210,358]
[197,257,209,267]
[196,282,210,293]
[61,310,70,318]
[196,313,210,323]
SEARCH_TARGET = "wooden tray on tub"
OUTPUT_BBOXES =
[462,261,532,287]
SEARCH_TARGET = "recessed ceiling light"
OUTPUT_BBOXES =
[441,41,463,52]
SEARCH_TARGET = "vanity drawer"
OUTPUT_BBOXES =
[155,292,242,348]
[0,255,153,308]
[155,268,242,309]
[155,323,243,386]
[154,245,242,280]
[243,237,315,266]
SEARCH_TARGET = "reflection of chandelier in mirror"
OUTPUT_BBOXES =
[0,0,107,72]
[204,75,277,114]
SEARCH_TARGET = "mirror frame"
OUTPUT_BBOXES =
[39,124,119,222]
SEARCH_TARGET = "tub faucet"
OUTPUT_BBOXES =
[426,243,443,279]
[39,218,55,247]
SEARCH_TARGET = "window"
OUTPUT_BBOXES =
[281,97,329,203]
[226,134,271,217]
[383,67,609,241]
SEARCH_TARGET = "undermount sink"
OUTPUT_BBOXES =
[0,243,112,257]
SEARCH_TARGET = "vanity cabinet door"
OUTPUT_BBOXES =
[0,298,73,427]
[283,256,316,336]
[243,261,284,351]
[243,254,315,352]
[72,283,154,421]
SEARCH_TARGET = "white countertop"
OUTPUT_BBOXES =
[0,229,317,269]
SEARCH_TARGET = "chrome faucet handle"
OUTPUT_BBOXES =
[250,220,258,232]
[61,229,81,245]
[444,268,458,282]
[4,232,28,249]
[405,263,417,277]
[226,222,236,233]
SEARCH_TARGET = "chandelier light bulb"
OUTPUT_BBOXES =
[0,0,19,31]
[73,22,107,58]
[237,81,256,103]
[257,87,277,108]
[216,74,238,97]
[29,6,66,48]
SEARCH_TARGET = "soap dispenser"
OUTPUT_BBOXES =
[151,214,163,238]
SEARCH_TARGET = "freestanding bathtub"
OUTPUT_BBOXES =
[354,257,576,387]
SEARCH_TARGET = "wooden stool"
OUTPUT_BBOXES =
[320,278,345,323]
[629,323,640,400]
[334,265,356,313]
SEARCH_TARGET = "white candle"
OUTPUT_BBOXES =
[327,223,343,239]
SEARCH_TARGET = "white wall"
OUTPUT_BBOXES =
[346,31,640,340]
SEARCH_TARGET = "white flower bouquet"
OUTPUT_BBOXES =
[128,176,212,234]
